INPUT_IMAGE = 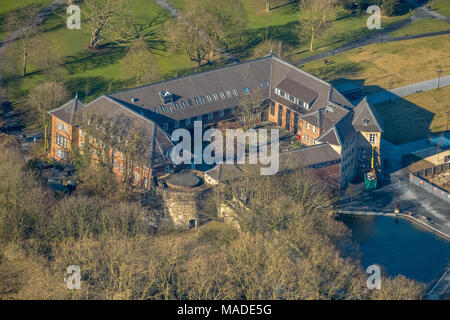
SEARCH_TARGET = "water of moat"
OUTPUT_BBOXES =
[338,215,450,284]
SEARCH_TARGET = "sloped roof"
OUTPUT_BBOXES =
[49,97,84,125]
[280,143,341,171]
[50,96,174,168]
[275,76,318,104]
[352,97,384,132]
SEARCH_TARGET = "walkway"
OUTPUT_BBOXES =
[425,264,450,300]
[363,75,450,105]
[295,1,450,66]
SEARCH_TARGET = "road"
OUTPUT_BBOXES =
[295,1,450,66]
[361,75,450,105]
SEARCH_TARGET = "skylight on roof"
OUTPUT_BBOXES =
[233,89,238,96]
[207,95,212,102]
[220,92,225,99]
[226,90,232,98]
[181,101,186,108]
[153,107,159,114]
[258,82,264,88]
[188,99,192,106]
[160,105,166,113]
[201,96,206,103]
[213,94,219,101]
[168,105,173,112]
[194,97,199,104]
[265,80,270,87]
[174,102,179,110]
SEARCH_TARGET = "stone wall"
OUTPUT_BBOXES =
[157,186,210,229]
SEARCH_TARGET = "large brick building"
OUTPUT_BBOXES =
[49,54,383,190]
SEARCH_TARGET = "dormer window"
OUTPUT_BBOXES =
[363,118,370,126]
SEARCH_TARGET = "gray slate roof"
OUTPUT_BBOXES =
[280,143,341,171]
[352,97,384,132]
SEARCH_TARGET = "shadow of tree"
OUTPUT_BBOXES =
[66,76,130,102]
[63,46,128,74]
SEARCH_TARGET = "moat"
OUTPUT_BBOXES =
[339,215,450,284]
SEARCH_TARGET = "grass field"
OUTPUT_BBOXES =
[0,0,52,41]
[3,0,198,132]
[389,17,450,37]
[430,0,450,18]
[301,34,450,94]
[373,86,450,145]
[168,0,414,61]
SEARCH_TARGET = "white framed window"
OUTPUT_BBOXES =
[370,134,376,143]
[185,118,191,126]
[56,148,66,159]
[219,110,224,117]
[306,123,310,130]
[312,126,316,133]
[56,133,68,148]
[57,121,68,133]
[220,92,225,99]
[304,134,309,142]
[113,160,118,169]
[208,113,213,120]
[144,177,149,188]
[174,120,180,128]
[120,164,124,173]
[196,115,202,121]
[135,172,140,182]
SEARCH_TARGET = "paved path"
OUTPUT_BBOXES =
[153,0,239,63]
[295,1,450,66]
[339,168,450,236]
[425,264,450,300]
[362,75,450,105]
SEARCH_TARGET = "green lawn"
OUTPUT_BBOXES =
[430,0,450,18]
[0,0,53,41]
[389,17,450,37]
[373,86,450,145]
[301,34,450,94]
[168,0,415,61]
[4,0,198,132]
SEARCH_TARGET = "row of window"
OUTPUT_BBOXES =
[162,108,235,131]
[57,121,68,133]
[274,88,310,109]
[342,158,354,172]
[56,133,68,148]
[154,84,264,115]
[56,148,67,160]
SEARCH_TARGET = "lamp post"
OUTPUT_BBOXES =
[388,81,394,101]
[437,70,443,89]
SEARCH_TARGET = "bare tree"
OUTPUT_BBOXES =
[6,5,40,76]
[235,89,266,128]
[299,0,337,51]
[121,37,159,87]
[81,0,127,50]
[164,19,210,67]
[27,82,70,151]
[252,38,292,59]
